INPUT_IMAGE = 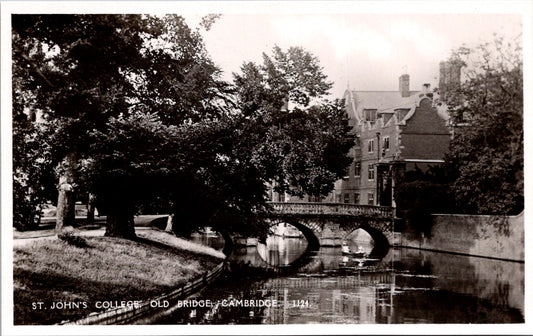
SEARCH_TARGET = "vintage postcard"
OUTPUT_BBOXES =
[1,1,531,335]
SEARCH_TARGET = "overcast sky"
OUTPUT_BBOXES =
[188,13,522,99]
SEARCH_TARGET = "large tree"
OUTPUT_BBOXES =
[87,15,234,238]
[12,15,151,233]
[233,46,354,199]
[442,35,523,215]
[12,15,226,237]
[164,46,355,238]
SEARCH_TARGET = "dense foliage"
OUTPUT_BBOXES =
[13,15,156,231]
[12,14,229,234]
[12,116,56,230]
[442,36,523,215]
[12,16,354,238]
[233,46,355,198]
[167,46,354,237]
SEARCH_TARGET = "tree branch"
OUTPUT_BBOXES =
[12,43,55,88]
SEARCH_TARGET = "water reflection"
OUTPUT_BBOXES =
[190,230,225,251]
[344,229,374,257]
[257,235,308,266]
[162,235,524,324]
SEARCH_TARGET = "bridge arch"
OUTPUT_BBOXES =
[262,219,320,253]
[342,225,390,258]
[267,202,394,251]
[248,220,322,273]
[265,216,391,257]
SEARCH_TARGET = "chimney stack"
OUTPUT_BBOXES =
[399,74,410,97]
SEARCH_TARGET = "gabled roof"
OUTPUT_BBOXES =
[353,90,420,110]
[344,90,421,123]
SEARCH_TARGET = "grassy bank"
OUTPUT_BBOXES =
[13,230,224,325]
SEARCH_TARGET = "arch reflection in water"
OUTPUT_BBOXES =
[342,229,374,256]
[257,223,308,266]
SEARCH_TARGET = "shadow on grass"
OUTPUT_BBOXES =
[133,235,221,261]
[133,236,177,250]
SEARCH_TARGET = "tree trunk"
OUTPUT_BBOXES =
[87,193,96,225]
[98,175,137,239]
[105,212,136,239]
[105,200,136,239]
[55,152,77,234]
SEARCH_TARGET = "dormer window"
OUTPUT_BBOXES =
[395,108,410,121]
[378,111,394,125]
[363,108,377,122]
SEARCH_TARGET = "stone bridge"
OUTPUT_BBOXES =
[266,202,395,253]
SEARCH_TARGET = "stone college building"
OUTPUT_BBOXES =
[330,68,456,207]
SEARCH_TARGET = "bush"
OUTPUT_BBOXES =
[395,180,453,237]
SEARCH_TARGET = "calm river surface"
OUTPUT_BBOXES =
[154,235,524,324]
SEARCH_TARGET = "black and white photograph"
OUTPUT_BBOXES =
[1,1,531,334]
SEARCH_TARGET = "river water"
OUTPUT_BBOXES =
[153,234,524,324]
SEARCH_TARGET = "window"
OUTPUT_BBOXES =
[354,192,360,204]
[368,192,374,205]
[383,136,390,151]
[368,164,375,180]
[354,162,361,177]
[344,193,350,204]
[368,139,375,153]
[364,109,377,122]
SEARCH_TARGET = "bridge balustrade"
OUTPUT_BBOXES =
[268,202,393,218]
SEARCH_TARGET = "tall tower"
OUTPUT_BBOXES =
[439,60,462,98]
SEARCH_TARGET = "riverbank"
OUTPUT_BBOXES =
[13,227,225,325]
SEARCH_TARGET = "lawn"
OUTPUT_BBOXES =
[13,231,224,325]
